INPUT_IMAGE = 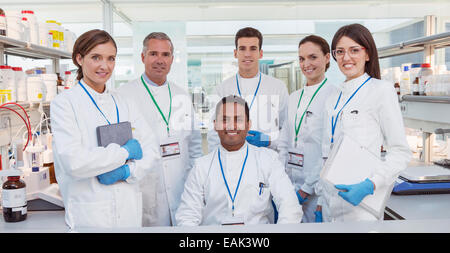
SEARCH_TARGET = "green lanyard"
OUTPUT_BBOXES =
[140,75,172,135]
[294,78,327,144]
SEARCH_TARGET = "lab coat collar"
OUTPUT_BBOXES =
[142,72,168,87]
[237,71,260,80]
[219,141,249,155]
[304,76,326,95]
[78,79,111,96]
[340,73,370,94]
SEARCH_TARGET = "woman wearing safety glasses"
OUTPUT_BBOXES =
[317,24,411,222]
[279,35,339,223]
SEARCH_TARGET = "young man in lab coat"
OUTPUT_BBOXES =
[117,32,202,226]
[176,95,302,226]
[208,27,289,152]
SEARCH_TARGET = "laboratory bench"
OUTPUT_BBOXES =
[1,210,450,233]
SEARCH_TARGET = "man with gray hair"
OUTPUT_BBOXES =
[118,32,202,226]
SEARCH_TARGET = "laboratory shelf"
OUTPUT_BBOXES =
[0,35,71,60]
[400,98,450,133]
[402,95,450,104]
[378,31,450,59]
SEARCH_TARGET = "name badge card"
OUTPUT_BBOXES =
[221,215,245,226]
[160,137,181,160]
[287,147,304,168]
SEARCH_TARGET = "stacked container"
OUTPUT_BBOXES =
[0,65,16,103]
[41,73,57,101]
[21,10,39,45]
[13,67,27,102]
[5,10,23,41]
[27,76,46,102]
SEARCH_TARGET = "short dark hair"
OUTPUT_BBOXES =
[72,29,117,81]
[331,23,381,79]
[299,35,331,71]
[215,95,250,122]
[235,27,263,50]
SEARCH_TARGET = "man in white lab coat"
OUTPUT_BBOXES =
[176,95,302,226]
[118,32,202,226]
[208,27,289,152]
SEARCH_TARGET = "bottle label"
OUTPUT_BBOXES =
[2,188,27,208]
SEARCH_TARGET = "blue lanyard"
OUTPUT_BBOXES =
[218,145,249,217]
[331,76,372,143]
[236,72,261,109]
[78,81,119,125]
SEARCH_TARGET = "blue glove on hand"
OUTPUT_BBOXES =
[246,130,270,147]
[335,178,374,206]
[296,191,308,205]
[97,164,130,185]
[314,210,323,223]
[122,138,143,160]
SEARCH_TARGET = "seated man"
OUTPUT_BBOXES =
[176,95,302,226]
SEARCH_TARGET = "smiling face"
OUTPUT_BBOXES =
[234,37,263,77]
[76,41,116,92]
[335,36,369,81]
[215,102,251,151]
[142,38,174,85]
[298,41,330,85]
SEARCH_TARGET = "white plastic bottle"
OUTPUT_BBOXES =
[5,11,23,41]
[27,75,46,102]
[21,10,39,45]
[0,65,15,103]
[418,63,433,96]
[13,67,27,102]
[0,10,6,36]
[46,20,59,48]
[41,73,57,102]
[400,66,411,96]
[64,71,74,89]
[21,17,30,42]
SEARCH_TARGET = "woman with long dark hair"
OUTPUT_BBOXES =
[319,24,411,222]
[280,35,339,223]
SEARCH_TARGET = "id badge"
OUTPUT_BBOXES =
[159,137,181,160]
[287,147,304,168]
[221,215,245,226]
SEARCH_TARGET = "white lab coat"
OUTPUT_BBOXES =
[176,142,302,226]
[278,78,339,222]
[207,72,289,152]
[317,73,412,222]
[51,81,159,229]
[117,77,202,226]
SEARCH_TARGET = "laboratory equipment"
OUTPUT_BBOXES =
[392,165,450,195]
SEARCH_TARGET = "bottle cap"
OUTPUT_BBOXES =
[411,63,422,68]
[421,63,431,68]
[65,71,71,75]
[22,17,28,21]
[403,66,409,71]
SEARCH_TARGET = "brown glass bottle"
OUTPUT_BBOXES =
[2,176,27,222]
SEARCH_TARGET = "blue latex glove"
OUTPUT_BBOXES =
[122,138,143,160]
[335,178,374,206]
[314,210,323,223]
[246,130,270,147]
[296,191,308,205]
[97,164,130,185]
